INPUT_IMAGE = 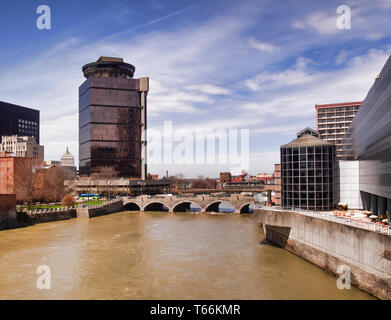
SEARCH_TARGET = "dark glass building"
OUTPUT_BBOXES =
[0,101,40,143]
[79,57,148,178]
[281,128,336,211]
[349,55,391,218]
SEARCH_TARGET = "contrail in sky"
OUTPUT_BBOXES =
[90,4,198,48]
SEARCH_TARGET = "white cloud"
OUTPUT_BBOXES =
[335,50,349,64]
[243,56,314,91]
[293,11,340,35]
[243,47,391,118]
[1,0,391,177]
[248,38,279,53]
[0,6,259,164]
[185,84,229,95]
[365,32,384,41]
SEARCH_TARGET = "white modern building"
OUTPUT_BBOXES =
[335,160,362,209]
[0,135,44,161]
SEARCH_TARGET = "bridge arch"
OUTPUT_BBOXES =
[172,201,202,213]
[143,201,170,212]
[239,202,254,214]
[204,201,235,213]
[123,202,141,211]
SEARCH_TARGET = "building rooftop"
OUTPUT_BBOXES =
[315,101,363,109]
[296,127,319,138]
[60,147,75,166]
[82,56,135,78]
[282,128,333,148]
[97,56,124,63]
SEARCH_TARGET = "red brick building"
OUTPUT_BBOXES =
[0,153,33,201]
[0,152,63,203]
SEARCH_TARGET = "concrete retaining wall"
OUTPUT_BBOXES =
[257,208,391,300]
[0,194,17,229]
[76,199,123,218]
[26,208,77,223]
[1,199,124,231]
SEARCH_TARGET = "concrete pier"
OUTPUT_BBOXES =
[76,199,124,218]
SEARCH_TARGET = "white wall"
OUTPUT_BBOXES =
[335,160,362,209]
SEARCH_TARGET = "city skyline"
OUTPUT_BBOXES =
[1,0,391,177]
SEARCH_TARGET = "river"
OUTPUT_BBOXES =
[0,211,374,299]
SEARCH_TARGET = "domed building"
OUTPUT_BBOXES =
[281,127,336,211]
[60,147,75,167]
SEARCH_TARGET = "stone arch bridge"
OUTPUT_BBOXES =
[122,194,255,214]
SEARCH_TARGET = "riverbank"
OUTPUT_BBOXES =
[257,208,391,300]
[1,198,242,232]
[0,208,77,231]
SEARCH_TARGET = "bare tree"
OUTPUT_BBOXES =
[191,177,217,189]
[15,159,35,208]
[91,166,119,198]
[64,179,77,196]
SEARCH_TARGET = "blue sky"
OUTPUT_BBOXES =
[0,0,391,177]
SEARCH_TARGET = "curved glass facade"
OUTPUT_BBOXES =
[281,134,335,211]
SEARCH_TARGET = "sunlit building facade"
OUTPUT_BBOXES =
[79,57,148,178]
[349,55,391,218]
[316,101,362,160]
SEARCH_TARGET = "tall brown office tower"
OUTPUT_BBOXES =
[79,57,148,178]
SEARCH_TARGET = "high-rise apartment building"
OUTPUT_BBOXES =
[0,101,40,144]
[79,57,148,178]
[315,101,362,160]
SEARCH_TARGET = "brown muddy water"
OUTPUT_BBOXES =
[0,211,374,299]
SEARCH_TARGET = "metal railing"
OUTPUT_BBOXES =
[260,206,391,236]
[80,198,122,209]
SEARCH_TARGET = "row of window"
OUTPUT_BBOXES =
[282,154,334,161]
[317,112,358,117]
[317,106,360,113]
[283,174,333,180]
[283,185,332,191]
[318,117,354,124]
[283,196,334,202]
[283,162,334,168]
[318,124,349,129]
[282,146,334,154]
[18,119,37,125]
